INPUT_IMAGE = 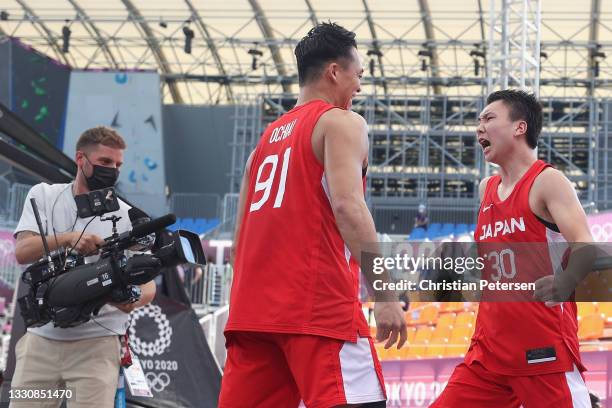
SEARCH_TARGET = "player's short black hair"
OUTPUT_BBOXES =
[486,89,543,149]
[294,22,357,86]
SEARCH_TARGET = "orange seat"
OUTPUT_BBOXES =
[417,304,440,325]
[431,326,452,343]
[413,326,435,344]
[577,302,599,319]
[406,344,427,359]
[455,311,476,328]
[436,313,456,330]
[598,302,612,324]
[444,343,470,357]
[578,314,605,340]
[440,302,466,313]
[449,325,474,344]
[408,301,425,311]
[425,344,446,358]
[406,326,417,344]
[385,346,403,360]
[402,326,435,360]
[406,310,420,325]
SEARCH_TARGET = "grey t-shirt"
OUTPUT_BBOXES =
[15,182,132,340]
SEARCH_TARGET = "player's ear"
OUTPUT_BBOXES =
[515,120,528,138]
[327,62,340,84]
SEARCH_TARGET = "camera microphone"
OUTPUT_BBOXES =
[130,213,176,240]
[128,207,150,226]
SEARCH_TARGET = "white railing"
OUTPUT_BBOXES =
[184,264,232,307]
[199,305,229,369]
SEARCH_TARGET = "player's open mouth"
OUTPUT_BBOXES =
[479,138,491,153]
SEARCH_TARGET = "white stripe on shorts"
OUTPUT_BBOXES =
[339,337,385,404]
[565,364,590,408]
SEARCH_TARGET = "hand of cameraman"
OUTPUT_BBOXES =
[65,231,104,256]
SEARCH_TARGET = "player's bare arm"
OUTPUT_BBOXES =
[530,168,592,242]
[318,108,407,349]
[531,168,595,304]
[320,109,373,258]
[231,150,255,266]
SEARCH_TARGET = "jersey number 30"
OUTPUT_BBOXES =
[250,148,291,212]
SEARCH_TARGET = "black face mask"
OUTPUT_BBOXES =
[82,155,119,191]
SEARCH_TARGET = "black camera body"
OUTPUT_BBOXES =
[18,190,205,329]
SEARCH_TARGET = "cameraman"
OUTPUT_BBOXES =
[10,126,156,407]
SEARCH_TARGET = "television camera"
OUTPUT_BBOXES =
[18,188,205,328]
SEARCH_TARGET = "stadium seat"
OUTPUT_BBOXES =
[408,301,425,311]
[193,218,206,234]
[405,326,434,359]
[406,344,427,359]
[417,304,439,325]
[455,311,476,328]
[440,302,467,313]
[445,342,470,357]
[455,223,469,234]
[445,325,472,357]
[406,326,417,344]
[406,309,420,325]
[431,326,452,343]
[578,314,605,340]
[409,227,426,240]
[436,313,456,331]
[413,326,435,344]
[577,302,599,319]
[449,326,474,346]
[429,223,442,232]
[181,218,196,231]
[425,344,446,358]
[598,302,612,325]
[442,223,454,233]
[207,218,220,230]
[375,344,387,360]
[385,346,403,360]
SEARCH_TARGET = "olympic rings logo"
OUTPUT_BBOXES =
[590,222,612,242]
[145,372,171,393]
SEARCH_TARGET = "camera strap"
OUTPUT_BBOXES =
[120,333,132,369]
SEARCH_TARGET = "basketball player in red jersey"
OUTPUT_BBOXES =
[218,22,406,408]
[430,90,593,408]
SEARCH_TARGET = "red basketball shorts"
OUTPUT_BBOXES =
[218,331,386,408]
[430,361,590,408]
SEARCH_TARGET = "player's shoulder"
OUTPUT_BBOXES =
[532,166,572,195]
[535,166,565,182]
[479,176,493,189]
[478,176,493,200]
[319,108,367,129]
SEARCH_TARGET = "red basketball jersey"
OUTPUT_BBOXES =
[466,160,584,375]
[225,99,369,341]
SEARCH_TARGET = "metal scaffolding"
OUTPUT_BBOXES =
[487,0,542,95]
[229,94,610,234]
